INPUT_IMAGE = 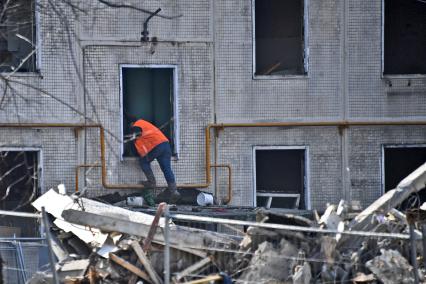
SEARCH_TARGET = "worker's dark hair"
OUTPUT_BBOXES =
[124,112,138,124]
[131,125,142,137]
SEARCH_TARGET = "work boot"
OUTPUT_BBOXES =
[140,172,156,207]
[141,190,155,207]
[141,171,156,188]
[167,182,181,204]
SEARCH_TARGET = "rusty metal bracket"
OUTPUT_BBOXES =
[143,202,167,252]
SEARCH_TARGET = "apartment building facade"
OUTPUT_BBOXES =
[0,0,425,223]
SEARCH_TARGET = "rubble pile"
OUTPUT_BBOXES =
[26,192,426,284]
[238,204,422,284]
[25,163,426,283]
[28,189,241,284]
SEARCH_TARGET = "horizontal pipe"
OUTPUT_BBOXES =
[0,237,46,241]
[0,123,101,128]
[210,120,426,128]
[171,213,413,240]
[0,209,41,219]
[208,120,426,205]
[3,121,426,204]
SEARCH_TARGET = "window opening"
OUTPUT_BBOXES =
[383,146,426,209]
[0,150,40,237]
[254,0,306,76]
[254,147,307,209]
[383,0,426,75]
[0,0,37,72]
[121,66,177,157]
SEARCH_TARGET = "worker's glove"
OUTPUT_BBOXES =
[123,126,142,143]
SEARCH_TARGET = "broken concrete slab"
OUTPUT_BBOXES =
[292,262,311,284]
[366,249,415,284]
[349,162,426,232]
[33,189,165,226]
[58,259,90,281]
[238,239,298,283]
[61,209,241,250]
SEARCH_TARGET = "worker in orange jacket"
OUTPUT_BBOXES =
[130,119,180,204]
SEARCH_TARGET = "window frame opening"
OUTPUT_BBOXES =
[253,146,310,209]
[0,0,39,73]
[119,64,179,160]
[252,0,309,79]
[381,144,426,195]
[0,148,42,237]
[381,0,426,77]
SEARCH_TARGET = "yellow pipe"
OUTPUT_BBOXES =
[207,120,426,204]
[3,121,426,204]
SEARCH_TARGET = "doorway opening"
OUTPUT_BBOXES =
[120,65,178,157]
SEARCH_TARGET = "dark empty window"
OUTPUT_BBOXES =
[383,146,426,209]
[384,0,426,75]
[255,148,306,209]
[122,67,176,157]
[384,146,426,191]
[0,151,40,237]
[254,0,306,76]
[0,0,37,72]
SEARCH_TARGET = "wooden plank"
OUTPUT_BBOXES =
[109,253,151,283]
[182,274,222,284]
[131,241,162,284]
[144,202,166,252]
[168,245,207,258]
[129,202,166,284]
[174,257,212,282]
[261,62,281,75]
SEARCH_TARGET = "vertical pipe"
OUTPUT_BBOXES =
[422,224,426,270]
[100,127,106,185]
[341,0,350,203]
[41,207,59,284]
[205,126,211,185]
[164,205,170,284]
[342,129,350,201]
[409,224,420,284]
[214,129,219,202]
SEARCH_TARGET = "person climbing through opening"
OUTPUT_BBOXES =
[128,118,180,206]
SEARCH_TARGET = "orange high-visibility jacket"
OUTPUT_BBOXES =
[132,119,169,157]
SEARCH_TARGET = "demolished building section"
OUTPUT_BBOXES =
[0,0,425,282]
[14,162,425,283]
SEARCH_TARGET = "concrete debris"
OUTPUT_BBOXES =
[366,249,415,284]
[25,162,426,283]
[352,272,376,283]
[292,262,311,284]
[58,259,90,281]
[27,189,241,283]
[319,204,342,230]
[239,239,298,283]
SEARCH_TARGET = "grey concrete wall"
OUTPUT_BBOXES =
[83,43,213,195]
[347,1,426,119]
[0,0,425,209]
